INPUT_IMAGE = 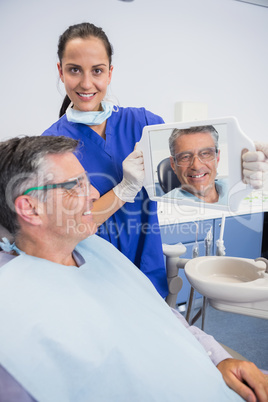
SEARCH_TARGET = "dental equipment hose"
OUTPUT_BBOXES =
[192,222,199,258]
[205,226,213,256]
[216,214,226,256]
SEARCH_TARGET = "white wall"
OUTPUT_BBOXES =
[0,0,267,141]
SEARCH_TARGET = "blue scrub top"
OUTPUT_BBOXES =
[42,107,168,297]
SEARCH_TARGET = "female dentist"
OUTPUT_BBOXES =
[42,22,168,297]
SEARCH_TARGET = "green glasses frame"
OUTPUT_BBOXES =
[23,172,90,196]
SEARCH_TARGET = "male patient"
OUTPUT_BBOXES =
[166,125,228,203]
[0,136,267,402]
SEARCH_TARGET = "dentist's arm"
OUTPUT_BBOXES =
[242,142,268,190]
[91,188,125,226]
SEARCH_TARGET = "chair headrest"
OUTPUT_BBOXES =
[157,158,181,194]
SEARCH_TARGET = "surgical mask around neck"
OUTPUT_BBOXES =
[66,101,114,126]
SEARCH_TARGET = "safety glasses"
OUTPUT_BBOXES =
[173,147,218,167]
[23,171,90,197]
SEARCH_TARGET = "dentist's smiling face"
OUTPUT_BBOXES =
[58,36,113,112]
[170,132,220,203]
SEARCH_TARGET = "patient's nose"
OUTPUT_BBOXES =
[90,185,100,202]
[190,154,204,169]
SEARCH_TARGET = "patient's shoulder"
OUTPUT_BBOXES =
[0,251,16,267]
[0,364,36,402]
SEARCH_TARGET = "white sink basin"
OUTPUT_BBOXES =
[185,256,268,305]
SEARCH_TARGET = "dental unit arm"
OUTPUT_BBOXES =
[162,243,188,309]
[205,226,213,257]
[216,214,226,257]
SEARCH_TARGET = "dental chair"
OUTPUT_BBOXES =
[157,157,181,194]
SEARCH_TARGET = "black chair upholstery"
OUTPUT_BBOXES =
[157,158,181,194]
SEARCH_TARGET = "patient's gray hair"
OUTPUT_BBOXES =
[0,135,79,236]
[169,125,219,156]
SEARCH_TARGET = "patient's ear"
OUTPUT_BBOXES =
[217,149,221,163]
[14,196,43,226]
[170,156,176,173]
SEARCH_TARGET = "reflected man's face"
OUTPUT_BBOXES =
[170,132,220,203]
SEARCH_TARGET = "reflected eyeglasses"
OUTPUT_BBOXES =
[173,147,218,167]
[23,171,91,197]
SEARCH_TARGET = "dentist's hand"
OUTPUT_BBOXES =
[217,358,268,402]
[242,142,268,189]
[113,147,144,203]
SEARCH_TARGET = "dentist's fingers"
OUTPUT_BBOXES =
[113,147,145,203]
[242,170,263,189]
[255,142,268,158]
[242,146,268,189]
[242,151,266,163]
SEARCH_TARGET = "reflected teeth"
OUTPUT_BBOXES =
[83,211,92,216]
[78,93,94,98]
[191,173,206,178]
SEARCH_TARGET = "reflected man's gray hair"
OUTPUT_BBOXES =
[0,135,79,236]
[169,125,219,157]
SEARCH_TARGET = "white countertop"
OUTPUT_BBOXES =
[157,190,268,226]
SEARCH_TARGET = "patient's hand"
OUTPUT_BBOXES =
[217,358,268,401]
